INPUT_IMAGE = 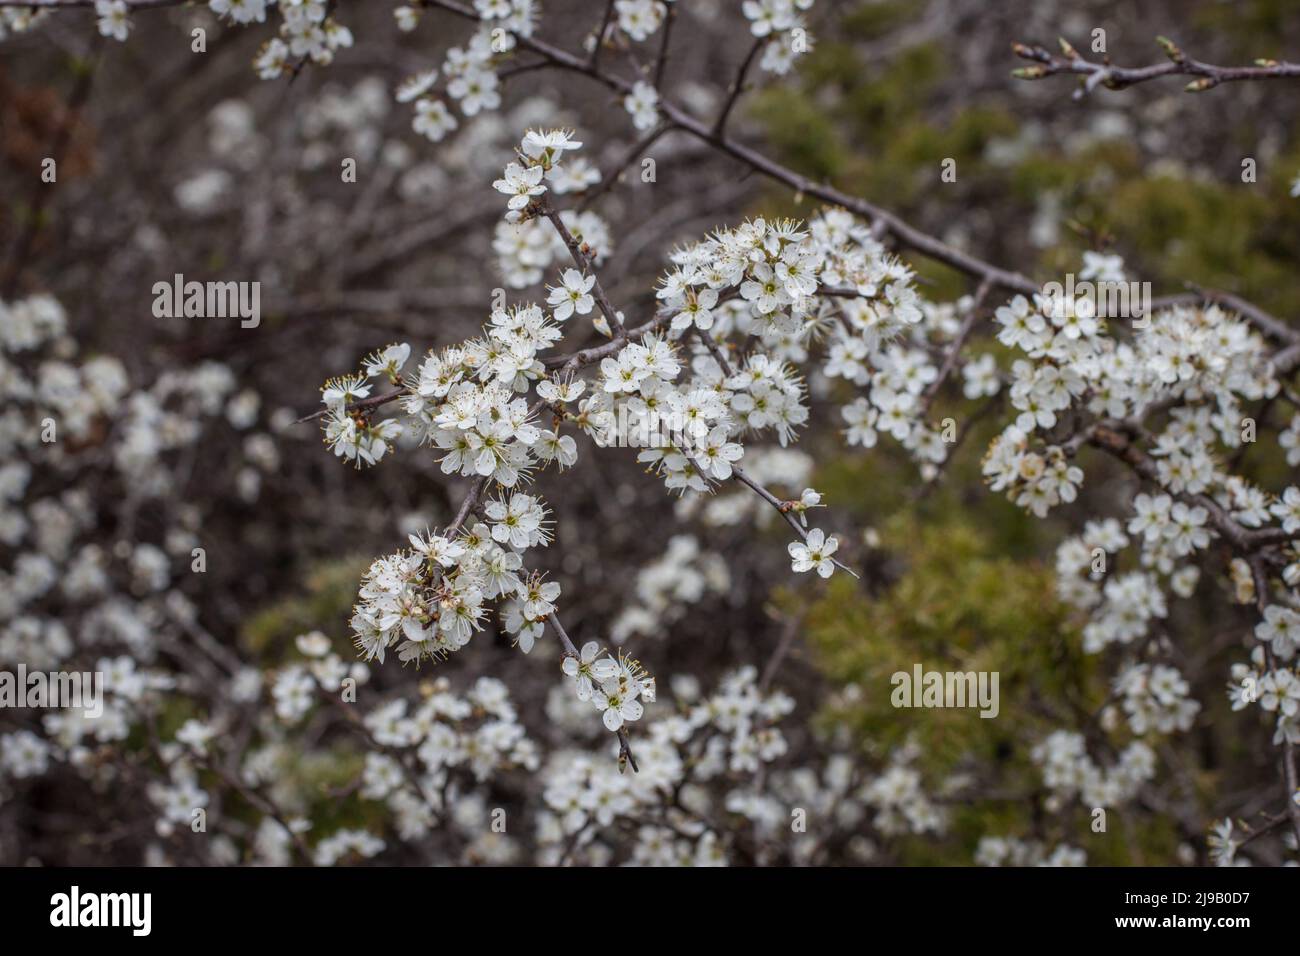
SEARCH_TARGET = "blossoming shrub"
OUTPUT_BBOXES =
[1,0,1298,868]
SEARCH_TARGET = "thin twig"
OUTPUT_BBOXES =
[1013,36,1300,98]
[713,36,768,136]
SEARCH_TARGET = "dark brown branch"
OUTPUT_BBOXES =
[294,388,403,424]
[713,36,768,136]
[653,1,677,90]
[1013,36,1300,98]
[589,0,617,70]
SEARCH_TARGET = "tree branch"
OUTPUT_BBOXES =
[1013,36,1300,98]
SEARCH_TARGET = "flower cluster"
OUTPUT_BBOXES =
[491,128,583,220]
[486,129,611,285]
[562,641,654,732]
[1032,730,1157,810]
[984,290,1276,519]
[609,535,730,645]
[975,836,1086,867]
[348,519,541,666]
[0,289,294,859]
[536,667,957,865]
[495,211,612,288]
[1112,663,1201,735]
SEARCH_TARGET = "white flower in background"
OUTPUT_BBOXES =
[761,26,812,75]
[623,81,660,131]
[1079,250,1126,283]
[1208,817,1237,866]
[209,0,269,24]
[314,829,385,866]
[962,353,1000,398]
[615,0,664,42]
[95,0,131,41]
[1270,486,1300,533]
[1,731,51,778]
[475,0,513,18]
[412,98,458,141]
[842,397,878,448]
[742,0,798,37]
[548,156,600,194]
[272,666,317,723]
[447,68,500,115]
[1280,415,1300,466]
[393,5,420,31]
[175,719,216,756]
[254,38,292,80]
[1259,670,1300,717]
[1163,501,1210,556]
[1256,605,1300,660]
[396,70,439,103]
[295,631,332,657]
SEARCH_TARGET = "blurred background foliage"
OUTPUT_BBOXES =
[242,558,369,663]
